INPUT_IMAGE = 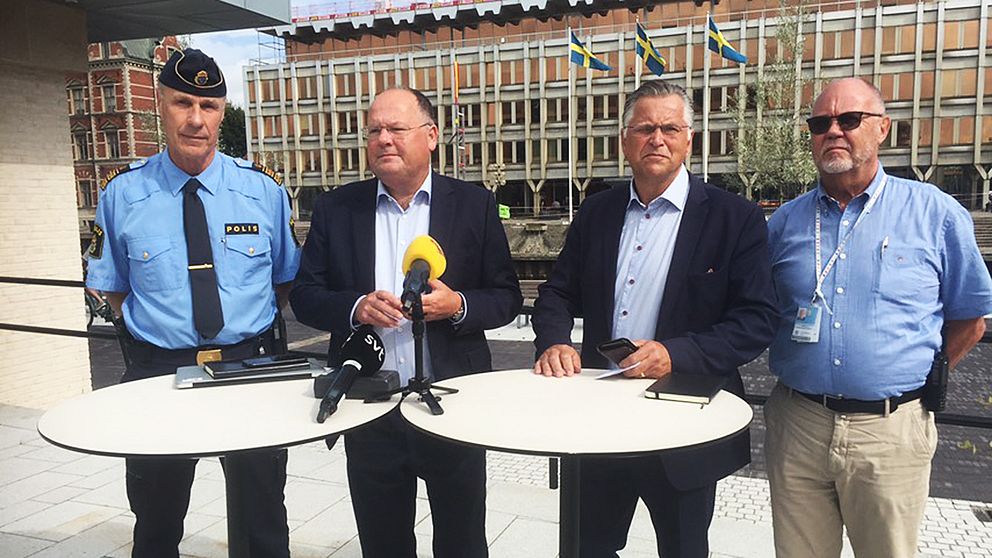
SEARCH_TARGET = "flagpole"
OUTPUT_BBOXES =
[567,27,575,223]
[702,13,712,182]
[634,20,642,89]
[451,52,459,180]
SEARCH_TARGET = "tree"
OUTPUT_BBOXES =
[728,2,818,201]
[219,104,247,159]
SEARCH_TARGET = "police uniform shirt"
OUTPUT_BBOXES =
[86,150,301,349]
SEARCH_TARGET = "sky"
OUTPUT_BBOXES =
[187,29,263,108]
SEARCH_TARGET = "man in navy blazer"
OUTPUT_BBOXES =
[532,81,777,557]
[290,88,521,558]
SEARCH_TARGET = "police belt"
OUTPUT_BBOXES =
[794,387,924,415]
[127,328,276,366]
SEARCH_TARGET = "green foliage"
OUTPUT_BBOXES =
[728,2,818,201]
[219,104,247,159]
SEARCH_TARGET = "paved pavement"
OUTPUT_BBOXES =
[3,314,990,557]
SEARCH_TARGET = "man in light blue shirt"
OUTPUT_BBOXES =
[766,78,992,558]
[86,49,299,558]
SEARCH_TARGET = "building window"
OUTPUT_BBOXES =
[71,88,86,115]
[77,179,95,208]
[102,84,117,112]
[73,132,90,160]
[105,130,121,158]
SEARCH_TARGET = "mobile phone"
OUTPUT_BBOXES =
[596,338,638,366]
[242,354,309,368]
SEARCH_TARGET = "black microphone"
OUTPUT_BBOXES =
[401,259,431,313]
[317,327,386,423]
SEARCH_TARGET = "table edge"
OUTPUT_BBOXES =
[400,409,752,459]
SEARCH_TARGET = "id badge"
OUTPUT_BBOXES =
[791,304,822,343]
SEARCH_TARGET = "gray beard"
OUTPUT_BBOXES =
[819,156,854,174]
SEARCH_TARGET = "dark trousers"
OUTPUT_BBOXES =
[578,456,717,558]
[344,409,488,558]
[122,337,290,558]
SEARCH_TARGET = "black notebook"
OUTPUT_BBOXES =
[643,374,727,405]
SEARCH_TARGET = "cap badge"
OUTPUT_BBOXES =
[195,70,209,86]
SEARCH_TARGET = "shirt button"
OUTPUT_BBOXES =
[836,287,845,294]
[644,214,651,219]
[842,219,850,226]
[628,278,635,285]
[833,322,841,329]
[636,245,643,251]
[839,253,847,260]
[621,310,628,317]
[248,246,255,255]
[399,357,406,364]
[142,251,149,260]
[833,358,841,366]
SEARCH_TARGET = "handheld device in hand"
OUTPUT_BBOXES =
[596,338,638,366]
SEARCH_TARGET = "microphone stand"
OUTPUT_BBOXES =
[377,291,458,415]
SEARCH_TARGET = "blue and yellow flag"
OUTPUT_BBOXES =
[708,15,748,64]
[635,22,667,77]
[569,31,612,71]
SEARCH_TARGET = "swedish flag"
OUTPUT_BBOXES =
[569,31,612,71]
[635,23,667,77]
[708,15,748,64]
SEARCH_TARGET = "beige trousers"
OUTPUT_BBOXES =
[763,382,937,558]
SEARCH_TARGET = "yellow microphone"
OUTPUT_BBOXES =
[401,235,447,312]
[402,235,446,279]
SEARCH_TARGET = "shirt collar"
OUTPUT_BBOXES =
[377,172,433,210]
[816,163,887,206]
[162,149,223,196]
[628,165,690,212]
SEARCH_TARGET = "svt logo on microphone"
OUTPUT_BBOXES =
[365,334,385,361]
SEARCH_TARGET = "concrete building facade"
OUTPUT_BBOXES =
[247,0,991,218]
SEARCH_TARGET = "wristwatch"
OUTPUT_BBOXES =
[450,294,466,323]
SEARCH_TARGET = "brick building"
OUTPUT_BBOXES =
[66,36,181,244]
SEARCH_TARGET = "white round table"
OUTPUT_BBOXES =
[400,369,753,557]
[38,373,397,556]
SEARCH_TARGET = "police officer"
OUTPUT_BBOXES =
[85,49,299,558]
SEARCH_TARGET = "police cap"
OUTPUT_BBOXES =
[159,48,226,98]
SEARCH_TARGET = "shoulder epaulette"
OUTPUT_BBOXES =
[252,161,284,186]
[237,159,283,186]
[100,160,145,190]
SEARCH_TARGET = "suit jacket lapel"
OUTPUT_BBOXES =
[353,180,377,292]
[428,172,456,256]
[656,175,709,339]
[602,186,630,336]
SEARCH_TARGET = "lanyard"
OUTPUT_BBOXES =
[813,177,888,313]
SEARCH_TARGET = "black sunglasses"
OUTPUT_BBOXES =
[806,111,884,135]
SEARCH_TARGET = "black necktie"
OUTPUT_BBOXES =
[183,178,224,340]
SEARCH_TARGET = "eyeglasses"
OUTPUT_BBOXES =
[363,122,432,139]
[806,111,884,135]
[625,123,691,139]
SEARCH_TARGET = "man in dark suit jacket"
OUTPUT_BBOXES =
[290,87,521,558]
[532,81,777,558]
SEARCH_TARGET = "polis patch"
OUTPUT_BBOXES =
[89,223,105,259]
[225,223,259,235]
